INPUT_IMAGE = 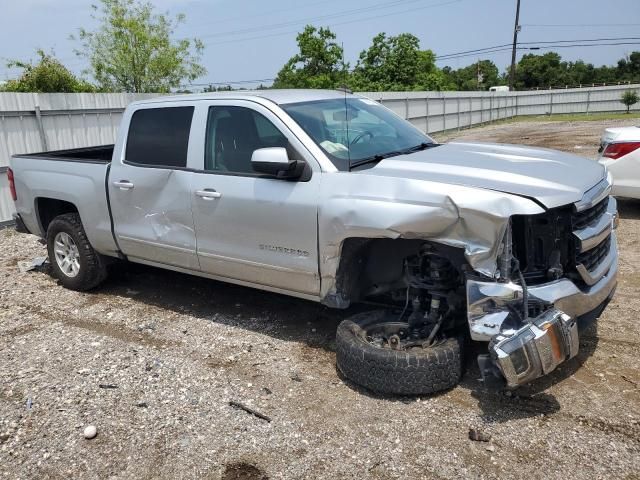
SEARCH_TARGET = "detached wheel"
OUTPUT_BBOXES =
[47,213,107,291]
[336,310,462,395]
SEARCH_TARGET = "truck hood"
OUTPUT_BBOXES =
[363,142,606,209]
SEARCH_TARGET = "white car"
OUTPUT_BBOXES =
[598,126,640,199]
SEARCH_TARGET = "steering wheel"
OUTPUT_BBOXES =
[350,130,374,145]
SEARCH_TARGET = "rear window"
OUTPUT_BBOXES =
[126,106,194,168]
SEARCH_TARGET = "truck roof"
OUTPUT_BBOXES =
[132,89,355,107]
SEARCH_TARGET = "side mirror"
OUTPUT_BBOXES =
[251,147,305,179]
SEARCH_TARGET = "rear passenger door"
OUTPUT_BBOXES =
[109,104,199,270]
[188,100,321,296]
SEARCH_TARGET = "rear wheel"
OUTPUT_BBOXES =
[336,310,462,395]
[46,213,108,291]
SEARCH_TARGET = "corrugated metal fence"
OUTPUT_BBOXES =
[1,84,639,223]
[0,93,156,224]
[364,83,640,134]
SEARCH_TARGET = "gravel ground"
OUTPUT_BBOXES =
[1,119,639,480]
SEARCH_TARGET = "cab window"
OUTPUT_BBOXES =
[204,106,290,174]
[126,106,194,168]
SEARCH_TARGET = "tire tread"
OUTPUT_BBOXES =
[336,311,462,395]
[46,213,107,291]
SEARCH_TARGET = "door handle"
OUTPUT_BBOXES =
[195,189,222,200]
[113,180,134,190]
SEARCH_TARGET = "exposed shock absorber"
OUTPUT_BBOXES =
[405,247,459,338]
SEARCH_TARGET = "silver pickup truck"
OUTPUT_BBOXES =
[9,89,618,395]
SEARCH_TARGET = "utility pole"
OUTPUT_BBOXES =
[509,0,521,90]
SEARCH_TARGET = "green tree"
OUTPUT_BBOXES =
[621,90,639,113]
[515,52,571,89]
[351,33,451,91]
[1,50,95,93]
[73,0,206,93]
[273,25,346,89]
[443,60,501,91]
[617,52,640,81]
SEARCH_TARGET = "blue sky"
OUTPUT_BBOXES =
[1,0,639,87]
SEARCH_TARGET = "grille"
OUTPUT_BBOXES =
[572,197,608,230]
[512,196,612,285]
[576,234,611,272]
[512,207,573,285]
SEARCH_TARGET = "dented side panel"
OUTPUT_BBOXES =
[108,166,200,270]
[318,172,545,305]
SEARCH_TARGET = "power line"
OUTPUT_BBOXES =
[195,0,430,40]
[522,23,640,28]
[521,36,640,45]
[437,47,514,61]
[187,0,346,29]
[436,42,640,62]
[526,41,640,50]
[436,43,511,58]
[436,37,640,61]
[200,0,464,48]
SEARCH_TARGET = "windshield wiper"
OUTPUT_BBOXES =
[349,151,403,170]
[349,142,437,170]
[402,141,437,153]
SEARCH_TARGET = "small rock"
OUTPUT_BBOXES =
[83,425,97,440]
[486,445,496,452]
[469,428,491,442]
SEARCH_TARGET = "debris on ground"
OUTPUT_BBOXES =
[469,428,491,442]
[17,256,48,273]
[229,401,272,423]
[83,426,97,440]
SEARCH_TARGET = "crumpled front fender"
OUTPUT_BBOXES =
[318,172,544,306]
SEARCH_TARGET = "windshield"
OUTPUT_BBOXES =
[282,97,435,171]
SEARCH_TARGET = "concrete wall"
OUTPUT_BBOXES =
[1,84,639,223]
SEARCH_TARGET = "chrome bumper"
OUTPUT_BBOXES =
[490,309,579,388]
[467,234,618,341]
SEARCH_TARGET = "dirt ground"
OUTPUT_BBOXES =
[1,119,639,480]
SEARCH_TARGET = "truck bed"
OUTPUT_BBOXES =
[9,147,119,256]
[13,145,114,163]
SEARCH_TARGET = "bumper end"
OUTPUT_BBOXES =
[487,309,579,388]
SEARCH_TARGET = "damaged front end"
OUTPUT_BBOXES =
[478,309,579,388]
[469,189,618,388]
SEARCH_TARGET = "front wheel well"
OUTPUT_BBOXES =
[328,237,469,308]
[36,198,79,235]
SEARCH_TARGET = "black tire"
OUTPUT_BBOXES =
[46,213,108,291]
[336,310,463,395]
